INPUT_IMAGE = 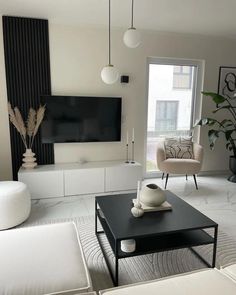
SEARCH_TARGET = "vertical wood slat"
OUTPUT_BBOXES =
[2,16,54,180]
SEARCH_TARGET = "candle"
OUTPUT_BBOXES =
[132,128,135,142]
[126,131,129,145]
[137,180,141,203]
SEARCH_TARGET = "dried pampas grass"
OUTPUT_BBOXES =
[27,108,36,137]
[34,105,46,136]
[8,103,21,134]
[14,107,26,138]
[8,102,46,149]
[8,103,27,148]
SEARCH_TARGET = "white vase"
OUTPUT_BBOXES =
[140,184,166,207]
[22,149,37,169]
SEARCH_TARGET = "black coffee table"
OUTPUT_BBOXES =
[95,191,218,286]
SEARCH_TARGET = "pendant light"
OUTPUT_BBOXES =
[101,0,119,84]
[123,0,141,48]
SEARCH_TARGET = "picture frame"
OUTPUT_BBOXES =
[218,66,236,98]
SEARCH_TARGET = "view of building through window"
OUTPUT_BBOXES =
[146,63,196,173]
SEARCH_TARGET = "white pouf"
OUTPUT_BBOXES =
[0,181,31,230]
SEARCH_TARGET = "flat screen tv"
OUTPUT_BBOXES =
[40,95,122,143]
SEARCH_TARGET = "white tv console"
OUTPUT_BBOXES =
[18,160,142,199]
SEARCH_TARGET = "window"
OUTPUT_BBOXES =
[155,101,178,132]
[173,66,193,89]
[145,58,203,175]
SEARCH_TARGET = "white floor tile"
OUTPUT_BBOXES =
[30,175,236,240]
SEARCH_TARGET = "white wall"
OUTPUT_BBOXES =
[1,22,236,179]
[50,24,236,173]
[0,21,12,180]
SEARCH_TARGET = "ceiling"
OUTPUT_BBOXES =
[1,0,236,38]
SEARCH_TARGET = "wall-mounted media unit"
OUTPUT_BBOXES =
[41,95,122,143]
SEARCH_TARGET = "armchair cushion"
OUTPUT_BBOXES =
[164,136,194,159]
[160,158,201,174]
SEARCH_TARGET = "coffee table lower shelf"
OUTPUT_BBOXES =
[95,209,218,286]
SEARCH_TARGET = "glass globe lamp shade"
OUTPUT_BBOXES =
[123,28,141,48]
[101,64,119,84]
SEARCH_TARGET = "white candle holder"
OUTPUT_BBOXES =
[125,143,129,163]
[131,180,144,217]
[131,140,135,163]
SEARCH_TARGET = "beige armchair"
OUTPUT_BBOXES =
[156,141,203,189]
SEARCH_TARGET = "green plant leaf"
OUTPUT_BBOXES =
[225,129,234,141]
[195,118,218,126]
[221,119,233,127]
[226,142,231,150]
[208,129,219,149]
[208,119,217,126]
[202,92,226,104]
[212,105,231,113]
[194,119,204,126]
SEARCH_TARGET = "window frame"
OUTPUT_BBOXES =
[144,57,204,178]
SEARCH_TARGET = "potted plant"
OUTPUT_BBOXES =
[196,92,236,182]
[8,103,46,169]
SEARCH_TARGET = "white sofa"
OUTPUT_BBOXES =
[0,222,92,295]
[2,220,236,295]
[100,266,236,295]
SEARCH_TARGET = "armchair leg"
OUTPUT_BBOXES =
[165,174,169,189]
[193,174,198,190]
[186,174,188,181]
[162,173,165,180]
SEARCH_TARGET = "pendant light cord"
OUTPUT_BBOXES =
[131,0,134,28]
[108,0,111,65]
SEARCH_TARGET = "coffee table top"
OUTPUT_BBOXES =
[96,191,217,240]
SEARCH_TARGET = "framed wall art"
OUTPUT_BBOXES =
[218,66,236,98]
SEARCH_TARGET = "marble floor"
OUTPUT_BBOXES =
[29,174,236,240]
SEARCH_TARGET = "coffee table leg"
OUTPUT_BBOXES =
[212,225,218,268]
[114,240,119,286]
[95,202,119,286]
[190,225,218,268]
[95,200,97,234]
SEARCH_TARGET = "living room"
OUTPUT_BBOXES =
[1,0,236,294]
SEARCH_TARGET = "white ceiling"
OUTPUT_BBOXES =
[1,0,236,38]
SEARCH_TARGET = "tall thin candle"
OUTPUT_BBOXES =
[132,128,135,142]
[126,131,129,145]
[137,180,141,203]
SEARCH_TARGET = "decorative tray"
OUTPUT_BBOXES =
[132,199,172,212]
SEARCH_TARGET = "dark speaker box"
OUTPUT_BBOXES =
[120,75,129,83]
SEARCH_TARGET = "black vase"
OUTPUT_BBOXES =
[228,156,236,183]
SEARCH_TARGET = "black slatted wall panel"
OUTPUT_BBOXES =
[2,16,54,180]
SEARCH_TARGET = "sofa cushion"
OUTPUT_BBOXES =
[0,222,92,295]
[100,269,236,295]
[165,136,194,159]
[222,264,236,281]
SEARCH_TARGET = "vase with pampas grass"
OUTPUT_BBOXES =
[8,103,46,169]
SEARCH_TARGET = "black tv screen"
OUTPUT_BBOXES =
[41,95,122,143]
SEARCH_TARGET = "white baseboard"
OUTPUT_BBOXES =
[198,170,230,176]
[145,170,230,179]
